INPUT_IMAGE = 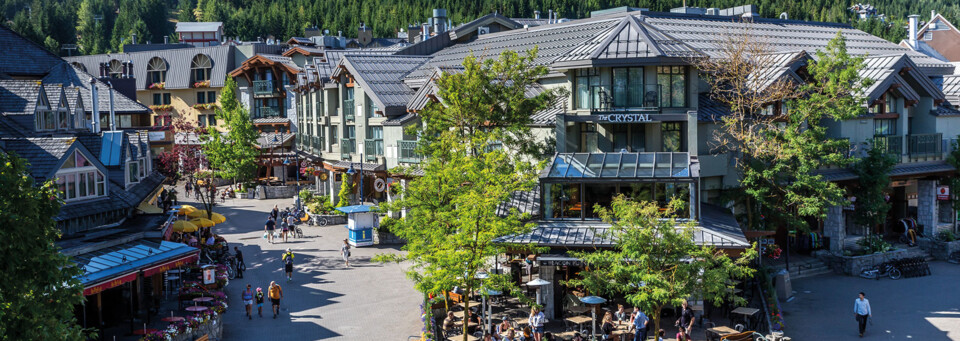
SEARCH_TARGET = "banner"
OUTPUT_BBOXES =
[142,254,199,277]
[83,272,138,296]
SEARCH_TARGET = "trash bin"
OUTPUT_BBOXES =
[775,269,791,301]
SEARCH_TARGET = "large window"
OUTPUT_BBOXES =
[875,118,897,136]
[55,151,105,200]
[576,69,601,109]
[545,183,582,219]
[657,66,687,108]
[147,57,167,85]
[153,93,172,105]
[197,91,217,104]
[191,54,212,82]
[107,60,123,78]
[366,126,383,156]
[662,122,683,152]
[613,67,644,108]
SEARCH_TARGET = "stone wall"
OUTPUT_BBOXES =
[256,185,299,199]
[375,230,406,245]
[918,180,938,236]
[816,248,929,275]
[919,239,960,260]
[822,205,845,253]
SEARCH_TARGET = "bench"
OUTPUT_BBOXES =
[720,331,757,341]
[196,335,209,341]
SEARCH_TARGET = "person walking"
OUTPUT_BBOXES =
[282,248,295,281]
[631,307,649,341]
[286,214,297,238]
[855,292,872,337]
[184,181,192,198]
[340,239,351,267]
[234,246,245,279]
[280,214,289,243]
[271,205,279,221]
[254,287,265,317]
[528,307,546,341]
[264,216,276,244]
[241,284,254,319]
[268,281,283,318]
[675,301,695,341]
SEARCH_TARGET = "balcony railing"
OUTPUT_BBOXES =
[253,80,279,97]
[341,138,355,159]
[398,140,420,163]
[343,99,355,121]
[255,106,281,119]
[872,135,902,157]
[908,133,943,160]
[365,139,383,161]
[588,84,661,113]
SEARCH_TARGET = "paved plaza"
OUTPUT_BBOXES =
[786,261,960,340]
[191,195,422,340]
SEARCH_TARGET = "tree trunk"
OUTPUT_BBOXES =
[653,306,662,341]
[746,195,754,231]
[463,287,471,341]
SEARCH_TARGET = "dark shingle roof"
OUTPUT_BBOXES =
[0,26,66,77]
[0,80,42,115]
[65,45,235,90]
[2,137,75,180]
[42,64,149,114]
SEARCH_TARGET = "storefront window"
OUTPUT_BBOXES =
[545,183,581,219]
[584,184,618,218]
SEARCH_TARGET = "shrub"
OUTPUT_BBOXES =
[857,234,894,255]
[937,230,958,242]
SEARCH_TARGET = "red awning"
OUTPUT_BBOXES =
[83,272,138,296]
[142,253,199,277]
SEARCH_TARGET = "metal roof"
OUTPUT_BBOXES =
[335,204,377,214]
[72,240,197,286]
[858,54,943,101]
[0,26,65,77]
[325,160,385,172]
[553,15,702,67]
[697,93,731,122]
[495,185,541,218]
[42,63,150,113]
[542,152,694,180]
[256,132,294,149]
[175,22,223,33]
[66,45,235,90]
[815,161,957,182]
[746,51,810,93]
[942,75,960,103]
[335,55,430,116]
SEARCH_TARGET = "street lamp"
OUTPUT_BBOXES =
[476,272,490,336]
[284,155,301,210]
[579,295,607,341]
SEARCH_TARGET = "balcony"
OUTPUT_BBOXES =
[908,133,943,160]
[590,84,661,114]
[312,136,323,154]
[341,138,355,159]
[343,99,355,121]
[253,80,280,97]
[398,140,420,163]
[255,106,281,119]
[872,135,902,157]
[365,139,383,161]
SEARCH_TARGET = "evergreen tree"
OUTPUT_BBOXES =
[76,0,113,54]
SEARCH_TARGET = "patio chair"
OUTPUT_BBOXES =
[720,331,757,341]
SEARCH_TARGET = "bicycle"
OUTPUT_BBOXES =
[858,262,901,280]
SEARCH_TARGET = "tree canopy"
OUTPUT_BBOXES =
[0,151,91,340]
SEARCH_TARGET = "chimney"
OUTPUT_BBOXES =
[89,78,99,133]
[407,25,421,42]
[534,10,540,20]
[908,14,919,50]
[126,61,134,78]
[108,81,116,131]
[432,9,447,33]
[131,33,137,44]
[422,24,430,40]
[358,22,373,46]
[548,10,553,24]
[99,62,107,78]
[932,10,936,21]
[163,36,169,44]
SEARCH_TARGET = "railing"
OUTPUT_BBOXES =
[312,136,322,154]
[872,135,902,158]
[365,139,383,161]
[343,99,355,121]
[253,80,279,96]
[908,133,942,160]
[398,140,420,163]
[340,138,355,159]
[608,84,661,111]
[255,106,281,118]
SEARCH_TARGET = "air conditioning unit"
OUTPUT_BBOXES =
[478,26,490,35]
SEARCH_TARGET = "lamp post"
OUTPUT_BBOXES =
[346,161,363,205]
[579,296,607,341]
[284,154,301,210]
[476,272,489,336]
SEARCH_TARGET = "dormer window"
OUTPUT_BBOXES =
[127,159,144,185]
[147,57,167,87]
[191,54,212,82]
[108,60,124,78]
[55,151,105,200]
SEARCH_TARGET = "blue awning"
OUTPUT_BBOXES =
[336,205,377,214]
[542,152,696,180]
[73,240,198,287]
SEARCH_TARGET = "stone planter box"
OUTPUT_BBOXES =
[817,248,929,275]
[376,230,405,245]
[919,238,960,260]
[169,315,223,341]
[311,214,346,226]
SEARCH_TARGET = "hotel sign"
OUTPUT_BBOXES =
[564,113,687,123]
[599,114,651,122]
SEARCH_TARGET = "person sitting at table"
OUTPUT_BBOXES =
[570,332,584,341]
[443,311,457,333]
[615,304,628,323]
[600,312,616,340]
[502,329,516,341]
[658,329,665,341]
[497,317,513,337]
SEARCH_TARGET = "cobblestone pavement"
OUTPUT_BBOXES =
[785,261,960,340]
[194,195,421,340]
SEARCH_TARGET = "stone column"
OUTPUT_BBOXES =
[540,266,556,319]
[823,205,845,253]
[918,180,938,236]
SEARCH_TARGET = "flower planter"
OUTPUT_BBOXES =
[919,238,960,260]
[311,214,346,226]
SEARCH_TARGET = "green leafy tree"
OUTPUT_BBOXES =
[947,137,960,223]
[0,152,92,340]
[567,197,756,337]
[200,77,260,218]
[851,143,897,232]
[336,176,352,207]
[375,49,560,341]
[76,0,114,54]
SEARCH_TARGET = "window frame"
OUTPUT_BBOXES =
[55,151,106,201]
[576,68,601,110]
[657,66,687,108]
[661,122,684,152]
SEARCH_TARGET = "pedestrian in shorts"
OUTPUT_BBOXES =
[341,239,351,267]
[255,287,265,317]
[242,284,254,319]
[268,281,283,318]
[282,248,295,281]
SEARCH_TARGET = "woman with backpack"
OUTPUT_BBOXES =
[341,239,351,267]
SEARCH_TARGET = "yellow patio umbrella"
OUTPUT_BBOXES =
[187,209,211,218]
[208,212,226,224]
[176,205,197,215]
[171,220,198,233]
[190,218,216,228]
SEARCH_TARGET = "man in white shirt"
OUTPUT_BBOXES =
[854,292,872,337]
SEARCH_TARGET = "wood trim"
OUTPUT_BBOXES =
[872,113,900,119]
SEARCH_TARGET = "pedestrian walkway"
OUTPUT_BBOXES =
[189,195,421,340]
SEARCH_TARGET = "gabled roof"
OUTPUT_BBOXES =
[42,64,150,114]
[0,26,66,78]
[941,75,960,103]
[747,51,810,93]
[2,137,107,182]
[0,80,43,115]
[448,13,522,41]
[406,66,464,112]
[228,54,301,77]
[553,15,702,67]
[859,54,944,102]
[282,46,324,57]
[65,45,235,90]
[333,55,429,116]
[175,22,223,33]
[285,37,316,46]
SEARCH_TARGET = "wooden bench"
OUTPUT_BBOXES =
[195,335,209,341]
[720,331,757,341]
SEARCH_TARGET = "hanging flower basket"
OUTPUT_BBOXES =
[192,103,217,110]
[193,80,211,88]
[148,82,166,89]
[149,104,173,112]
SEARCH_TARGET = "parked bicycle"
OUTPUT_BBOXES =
[859,262,901,280]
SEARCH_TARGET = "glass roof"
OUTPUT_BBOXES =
[544,152,692,179]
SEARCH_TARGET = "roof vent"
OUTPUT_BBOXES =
[779,12,788,20]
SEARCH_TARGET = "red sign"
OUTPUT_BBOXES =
[142,253,199,277]
[83,272,138,296]
[938,186,950,200]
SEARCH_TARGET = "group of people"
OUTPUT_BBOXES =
[263,205,303,244]
[240,281,284,319]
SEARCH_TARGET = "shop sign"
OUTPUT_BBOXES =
[147,131,166,141]
[599,114,652,123]
[938,186,950,200]
[202,265,216,285]
[83,272,138,296]
[142,254,199,277]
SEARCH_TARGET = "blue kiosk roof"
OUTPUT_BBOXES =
[73,240,197,286]
[335,205,377,214]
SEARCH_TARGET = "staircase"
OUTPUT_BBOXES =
[768,256,833,280]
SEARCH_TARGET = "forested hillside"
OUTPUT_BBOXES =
[2,0,958,56]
